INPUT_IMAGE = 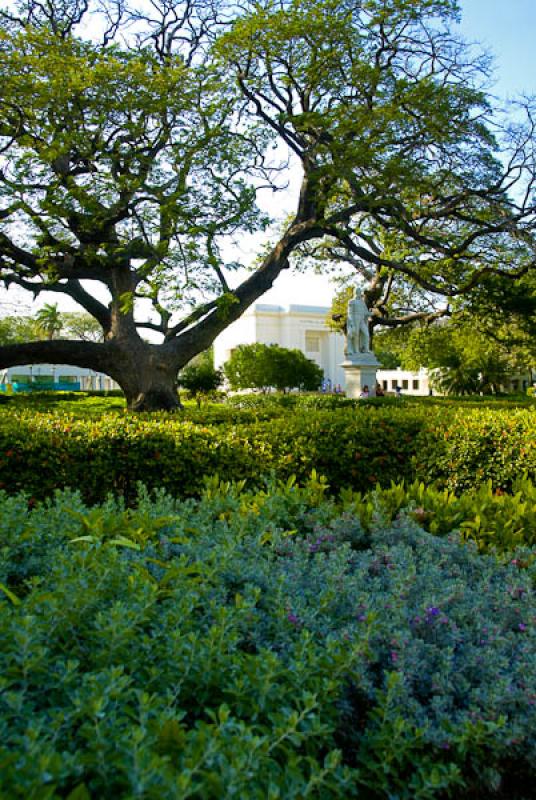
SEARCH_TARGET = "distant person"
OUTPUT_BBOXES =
[360,385,369,399]
[395,385,402,398]
[375,383,385,397]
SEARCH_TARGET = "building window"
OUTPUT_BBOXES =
[59,375,77,383]
[305,333,320,353]
[382,380,388,390]
[391,379,398,389]
[412,380,419,390]
[33,375,54,384]
[402,379,409,390]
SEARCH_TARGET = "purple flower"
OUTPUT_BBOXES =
[519,623,527,632]
[427,606,440,616]
[287,612,300,625]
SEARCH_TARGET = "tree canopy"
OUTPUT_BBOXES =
[223,343,323,393]
[0,0,535,409]
[375,313,534,395]
[0,308,103,344]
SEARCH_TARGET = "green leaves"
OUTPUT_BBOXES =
[2,393,536,505]
[223,343,323,392]
[0,12,265,328]
[2,460,536,796]
[0,582,20,605]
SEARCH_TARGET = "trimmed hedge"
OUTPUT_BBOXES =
[1,400,535,503]
[0,410,266,503]
[415,407,536,492]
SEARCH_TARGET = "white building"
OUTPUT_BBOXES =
[214,303,433,395]
[214,303,346,388]
[0,364,119,392]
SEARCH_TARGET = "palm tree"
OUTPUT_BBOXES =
[36,304,63,340]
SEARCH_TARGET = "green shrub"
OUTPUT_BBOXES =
[2,400,536,502]
[0,410,268,504]
[241,408,423,489]
[415,407,536,492]
[1,478,536,798]
[226,393,358,410]
[340,477,536,556]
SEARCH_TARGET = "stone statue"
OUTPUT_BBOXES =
[345,288,371,356]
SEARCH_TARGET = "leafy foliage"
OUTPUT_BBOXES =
[35,304,63,340]
[376,318,528,395]
[342,475,536,556]
[60,312,104,342]
[1,395,536,503]
[1,476,536,797]
[0,315,41,345]
[178,359,223,407]
[223,343,323,392]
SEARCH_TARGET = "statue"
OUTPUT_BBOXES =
[345,287,371,356]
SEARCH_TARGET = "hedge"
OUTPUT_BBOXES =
[1,401,536,503]
[415,406,536,492]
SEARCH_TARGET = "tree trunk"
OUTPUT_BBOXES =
[106,342,182,412]
[0,338,182,412]
[121,371,181,412]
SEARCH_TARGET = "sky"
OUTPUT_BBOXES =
[1,0,536,316]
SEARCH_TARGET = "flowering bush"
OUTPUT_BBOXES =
[415,406,536,491]
[1,398,535,503]
[1,477,536,798]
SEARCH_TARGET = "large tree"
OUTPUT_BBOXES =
[1,0,535,410]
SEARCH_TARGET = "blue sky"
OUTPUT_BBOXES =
[457,0,536,98]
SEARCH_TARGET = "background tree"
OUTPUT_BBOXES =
[223,344,271,393]
[269,346,324,393]
[178,356,223,408]
[378,316,528,395]
[1,0,535,410]
[61,312,104,343]
[0,315,41,345]
[35,304,63,341]
[223,343,323,393]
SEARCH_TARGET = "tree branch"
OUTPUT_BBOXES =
[0,339,111,372]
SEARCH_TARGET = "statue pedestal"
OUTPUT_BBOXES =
[341,353,381,398]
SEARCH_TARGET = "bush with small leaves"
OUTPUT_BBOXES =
[1,477,536,798]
